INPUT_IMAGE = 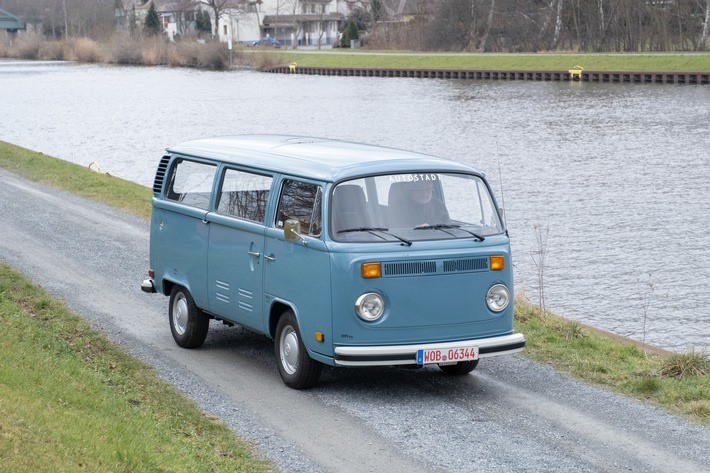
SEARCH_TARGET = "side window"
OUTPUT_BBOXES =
[216,169,272,222]
[276,180,322,237]
[166,159,216,210]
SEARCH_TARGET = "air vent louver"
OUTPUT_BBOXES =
[152,155,171,195]
[443,258,488,273]
[383,261,436,277]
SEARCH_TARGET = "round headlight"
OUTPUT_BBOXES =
[486,284,510,312]
[355,293,385,322]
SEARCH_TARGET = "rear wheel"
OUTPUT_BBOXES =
[438,360,479,375]
[169,286,209,348]
[275,310,322,389]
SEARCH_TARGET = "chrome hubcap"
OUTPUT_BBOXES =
[280,326,299,375]
[173,294,188,336]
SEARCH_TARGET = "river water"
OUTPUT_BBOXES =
[1,60,708,352]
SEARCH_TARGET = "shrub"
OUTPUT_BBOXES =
[660,350,709,378]
[166,45,185,66]
[141,37,166,65]
[248,50,285,70]
[74,38,99,63]
[195,42,228,70]
[39,40,71,60]
[12,36,41,59]
[107,34,143,64]
[172,41,200,67]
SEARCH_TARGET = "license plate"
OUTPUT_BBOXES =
[417,346,479,365]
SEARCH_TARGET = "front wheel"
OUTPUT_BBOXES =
[438,360,479,375]
[275,310,322,389]
[169,286,209,348]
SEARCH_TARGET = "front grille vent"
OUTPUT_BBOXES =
[443,257,488,273]
[383,261,436,277]
[152,155,171,195]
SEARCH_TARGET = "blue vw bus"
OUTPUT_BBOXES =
[142,135,525,389]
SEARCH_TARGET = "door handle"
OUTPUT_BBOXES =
[264,254,276,262]
[247,251,261,258]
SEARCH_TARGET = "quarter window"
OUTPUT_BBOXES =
[276,180,322,237]
[216,169,272,222]
[166,159,216,210]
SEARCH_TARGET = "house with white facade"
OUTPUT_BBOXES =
[212,0,372,47]
[119,0,382,46]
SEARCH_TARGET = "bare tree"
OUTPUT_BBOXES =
[479,0,495,52]
[287,0,303,48]
[171,0,200,36]
[204,0,241,40]
[531,222,549,314]
[551,0,563,48]
[315,0,332,49]
[701,0,710,50]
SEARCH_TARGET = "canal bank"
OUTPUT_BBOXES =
[266,64,710,84]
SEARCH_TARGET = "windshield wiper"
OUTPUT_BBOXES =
[337,227,388,234]
[414,224,485,241]
[337,227,412,246]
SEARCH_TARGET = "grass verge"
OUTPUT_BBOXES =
[0,141,152,220]
[269,51,710,72]
[0,142,708,427]
[515,301,709,425]
[0,264,272,472]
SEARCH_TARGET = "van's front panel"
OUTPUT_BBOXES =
[329,237,514,353]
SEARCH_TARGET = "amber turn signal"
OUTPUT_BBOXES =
[315,331,324,343]
[361,262,382,279]
[490,256,505,271]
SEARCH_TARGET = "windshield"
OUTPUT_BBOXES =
[330,172,503,243]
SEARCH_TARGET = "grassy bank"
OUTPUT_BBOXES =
[275,51,710,72]
[0,264,272,472]
[0,141,152,220]
[2,34,709,72]
[515,301,708,424]
[0,141,708,428]
[0,34,285,71]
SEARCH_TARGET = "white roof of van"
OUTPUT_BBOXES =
[167,135,479,182]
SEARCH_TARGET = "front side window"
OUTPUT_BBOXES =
[331,172,503,242]
[276,179,322,237]
[216,169,272,222]
[166,159,216,210]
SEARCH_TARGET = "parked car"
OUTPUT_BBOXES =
[250,37,281,47]
[141,135,524,389]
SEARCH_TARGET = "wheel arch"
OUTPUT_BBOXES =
[268,300,296,339]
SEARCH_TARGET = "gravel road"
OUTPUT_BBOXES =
[1,168,708,472]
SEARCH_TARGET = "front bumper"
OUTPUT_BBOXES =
[333,333,525,366]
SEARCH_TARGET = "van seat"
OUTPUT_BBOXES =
[332,185,370,233]
[387,182,417,228]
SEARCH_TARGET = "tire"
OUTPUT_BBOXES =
[169,286,209,348]
[438,360,479,375]
[274,310,322,389]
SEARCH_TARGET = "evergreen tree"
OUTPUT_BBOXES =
[340,21,359,48]
[196,10,212,37]
[144,3,162,36]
